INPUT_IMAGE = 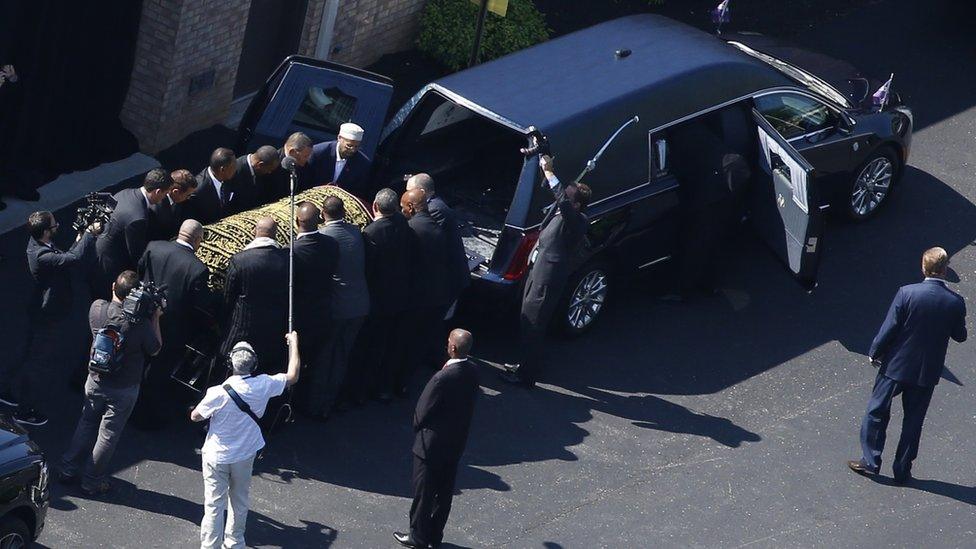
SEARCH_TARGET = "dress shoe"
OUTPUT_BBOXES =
[847,459,879,477]
[893,473,913,485]
[498,370,534,388]
[393,531,426,548]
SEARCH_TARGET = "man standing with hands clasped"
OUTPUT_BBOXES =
[848,247,967,483]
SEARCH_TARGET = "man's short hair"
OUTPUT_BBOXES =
[575,183,593,209]
[229,341,258,375]
[922,247,949,277]
[143,168,174,192]
[170,169,197,192]
[209,148,237,172]
[114,270,139,300]
[254,145,279,164]
[408,173,435,195]
[285,132,313,151]
[323,196,345,220]
[374,188,399,216]
[27,211,54,240]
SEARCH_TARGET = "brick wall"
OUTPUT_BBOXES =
[329,0,427,67]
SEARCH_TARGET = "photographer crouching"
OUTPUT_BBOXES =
[58,270,163,496]
[191,331,301,549]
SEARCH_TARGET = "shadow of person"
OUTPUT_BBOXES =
[866,475,976,506]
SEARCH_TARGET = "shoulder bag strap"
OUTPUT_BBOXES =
[222,384,263,430]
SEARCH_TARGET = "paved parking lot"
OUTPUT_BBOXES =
[1,1,974,547]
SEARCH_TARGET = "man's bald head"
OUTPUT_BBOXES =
[178,219,205,250]
[405,173,435,196]
[400,188,427,219]
[296,201,322,232]
[254,217,278,239]
[447,329,473,359]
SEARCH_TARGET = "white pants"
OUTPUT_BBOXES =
[201,455,255,549]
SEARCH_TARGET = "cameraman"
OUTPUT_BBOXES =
[191,331,301,549]
[59,270,162,496]
[0,211,100,426]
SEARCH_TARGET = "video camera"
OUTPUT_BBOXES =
[72,192,115,232]
[122,281,167,323]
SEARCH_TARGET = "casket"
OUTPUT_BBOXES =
[196,185,373,290]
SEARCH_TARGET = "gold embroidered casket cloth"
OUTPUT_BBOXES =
[196,185,373,290]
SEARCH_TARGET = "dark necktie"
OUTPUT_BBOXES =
[219,182,231,209]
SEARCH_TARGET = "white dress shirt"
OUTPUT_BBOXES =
[209,167,232,203]
[296,231,317,240]
[140,187,153,209]
[333,146,347,183]
[175,239,194,251]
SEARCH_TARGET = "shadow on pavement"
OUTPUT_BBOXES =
[865,475,976,507]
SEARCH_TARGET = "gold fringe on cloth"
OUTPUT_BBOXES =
[197,185,373,290]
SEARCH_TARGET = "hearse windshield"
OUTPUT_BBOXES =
[727,41,852,109]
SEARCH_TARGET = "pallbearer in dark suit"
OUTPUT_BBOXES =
[220,218,289,375]
[226,145,280,213]
[394,329,479,549]
[290,201,338,415]
[148,169,198,241]
[97,168,174,285]
[188,148,238,225]
[848,247,967,483]
[136,219,214,426]
[2,211,100,426]
[501,155,591,387]
[265,133,315,204]
[307,123,372,199]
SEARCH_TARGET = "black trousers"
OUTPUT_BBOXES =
[307,317,364,416]
[347,311,412,399]
[413,305,450,373]
[410,454,459,547]
[517,261,572,383]
[859,373,935,479]
[5,309,67,412]
[677,200,735,295]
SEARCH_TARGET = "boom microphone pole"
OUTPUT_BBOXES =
[274,155,300,430]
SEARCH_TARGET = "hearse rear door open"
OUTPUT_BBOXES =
[750,108,824,289]
[237,56,393,159]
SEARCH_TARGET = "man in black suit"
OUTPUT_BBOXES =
[220,217,289,375]
[307,123,372,199]
[136,219,214,426]
[188,148,238,225]
[1,211,100,426]
[848,247,967,483]
[501,155,591,387]
[394,329,479,549]
[97,168,174,289]
[290,201,338,416]
[358,188,418,400]
[265,132,315,204]
[402,189,455,380]
[148,169,198,241]
[227,145,280,213]
[406,173,471,317]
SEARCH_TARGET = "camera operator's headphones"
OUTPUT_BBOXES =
[226,342,259,376]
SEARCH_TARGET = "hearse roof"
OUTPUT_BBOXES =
[432,14,793,136]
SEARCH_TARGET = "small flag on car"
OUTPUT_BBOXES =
[712,0,731,25]
[872,73,894,109]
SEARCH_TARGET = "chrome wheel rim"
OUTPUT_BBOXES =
[567,270,607,330]
[851,157,893,216]
[0,532,25,549]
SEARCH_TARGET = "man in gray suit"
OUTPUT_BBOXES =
[314,197,369,419]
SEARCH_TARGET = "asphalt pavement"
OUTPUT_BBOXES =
[2,1,975,547]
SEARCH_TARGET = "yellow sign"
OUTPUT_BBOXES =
[470,0,508,17]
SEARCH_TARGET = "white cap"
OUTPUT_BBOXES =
[338,122,364,142]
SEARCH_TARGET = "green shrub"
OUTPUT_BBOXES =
[417,0,551,71]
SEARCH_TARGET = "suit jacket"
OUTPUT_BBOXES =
[869,279,967,387]
[187,169,230,225]
[413,358,479,463]
[293,232,338,332]
[407,211,453,308]
[427,194,471,302]
[307,140,372,198]
[264,148,314,204]
[226,154,261,214]
[137,240,213,346]
[363,214,417,317]
[148,197,190,241]
[96,187,151,279]
[534,180,588,271]
[319,221,369,320]
[221,243,289,371]
[27,232,95,318]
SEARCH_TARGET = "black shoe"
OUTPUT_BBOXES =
[57,470,79,485]
[847,459,879,477]
[893,473,914,485]
[393,532,426,548]
[13,409,48,426]
[81,479,113,497]
[498,370,534,388]
[0,391,19,407]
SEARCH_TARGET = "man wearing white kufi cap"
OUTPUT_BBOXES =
[307,121,373,199]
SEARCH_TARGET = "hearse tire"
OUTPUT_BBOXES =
[554,260,611,338]
[845,146,899,222]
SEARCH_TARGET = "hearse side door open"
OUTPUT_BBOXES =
[750,108,824,289]
[237,56,393,159]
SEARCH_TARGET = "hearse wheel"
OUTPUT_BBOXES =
[847,147,899,221]
[0,516,29,549]
[556,261,610,337]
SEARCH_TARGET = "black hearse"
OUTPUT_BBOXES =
[239,15,913,335]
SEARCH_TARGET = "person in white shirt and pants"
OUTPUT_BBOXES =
[191,331,301,549]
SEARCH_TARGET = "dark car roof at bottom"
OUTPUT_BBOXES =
[433,14,793,137]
